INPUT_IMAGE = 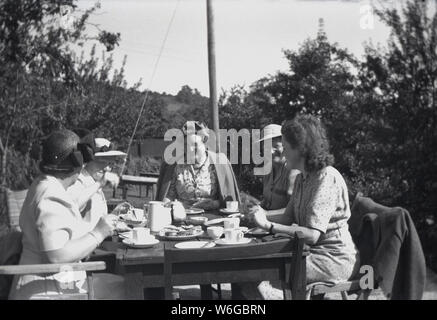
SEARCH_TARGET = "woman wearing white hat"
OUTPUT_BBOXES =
[68,129,126,230]
[258,124,299,214]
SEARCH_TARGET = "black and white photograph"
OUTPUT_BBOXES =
[0,0,436,306]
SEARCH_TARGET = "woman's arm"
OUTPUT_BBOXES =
[45,232,102,264]
[265,208,286,219]
[267,222,321,245]
[74,181,105,211]
[72,172,118,211]
[44,215,117,264]
[249,206,321,245]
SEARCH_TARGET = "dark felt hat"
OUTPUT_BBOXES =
[72,127,96,163]
[39,129,84,174]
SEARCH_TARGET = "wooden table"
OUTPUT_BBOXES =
[108,211,307,300]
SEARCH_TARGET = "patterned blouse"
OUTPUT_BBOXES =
[166,156,219,208]
[285,166,357,252]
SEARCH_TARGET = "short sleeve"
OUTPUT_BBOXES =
[36,199,74,252]
[305,172,338,234]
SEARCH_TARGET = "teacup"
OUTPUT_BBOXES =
[226,201,239,212]
[223,218,240,230]
[224,228,244,243]
[207,226,224,240]
[132,227,152,243]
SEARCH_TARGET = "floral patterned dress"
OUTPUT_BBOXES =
[238,166,360,300]
[287,166,360,284]
[166,156,219,208]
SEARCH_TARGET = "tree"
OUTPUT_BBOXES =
[356,0,437,211]
[0,0,121,185]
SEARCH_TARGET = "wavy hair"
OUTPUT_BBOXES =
[281,114,334,172]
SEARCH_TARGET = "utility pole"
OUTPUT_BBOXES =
[206,0,220,152]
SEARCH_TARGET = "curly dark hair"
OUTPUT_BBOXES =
[281,114,334,172]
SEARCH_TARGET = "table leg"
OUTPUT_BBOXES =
[200,284,213,300]
[144,287,165,300]
[124,272,144,300]
[231,283,243,300]
[122,185,128,200]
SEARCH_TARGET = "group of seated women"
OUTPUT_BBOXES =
[9,114,360,300]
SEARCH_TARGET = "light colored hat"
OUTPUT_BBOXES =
[257,124,282,143]
[94,138,127,159]
[182,121,209,142]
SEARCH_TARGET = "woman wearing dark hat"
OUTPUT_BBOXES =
[68,129,126,229]
[9,129,125,300]
[156,121,240,209]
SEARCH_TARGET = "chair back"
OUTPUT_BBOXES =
[6,189,28,231]
[163,233,307,300]
[0,230,22,299]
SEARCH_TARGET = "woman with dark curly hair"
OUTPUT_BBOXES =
[243,114,360,299]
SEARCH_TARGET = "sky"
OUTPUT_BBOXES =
[77,0,399,96]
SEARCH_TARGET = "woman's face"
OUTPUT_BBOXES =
[271,137,284,163]
[282,137,302,170]
[186,134,207,164]
[87,159,111,180]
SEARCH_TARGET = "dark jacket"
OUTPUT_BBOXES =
[156,151,241,206]
[349,195,426,300]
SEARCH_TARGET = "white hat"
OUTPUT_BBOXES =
[94,138,127,158]
[257,124,282,143]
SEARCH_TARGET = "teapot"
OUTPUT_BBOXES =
[170,200,186,223]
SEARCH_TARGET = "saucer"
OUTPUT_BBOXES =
[220,208,239,215]
[122,238,159,248]
[186,208,205,215]
[215,238,252,246]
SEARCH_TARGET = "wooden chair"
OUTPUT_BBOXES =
[307,192,378,300]
[5,188,28,231]
[113,175,158,200]
[0,230,109,300]
[163,233,307,300]
[0,261,106,300]
[307,279,376,300]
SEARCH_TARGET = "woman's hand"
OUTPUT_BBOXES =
[247,205,271,230]
[93,214,118,241]
[192,198,220,210]
[99,171,119,188]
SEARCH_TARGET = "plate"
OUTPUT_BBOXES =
[158,229,205,241]
[122,238,159,248]
[185,208,205,215]
[220,208,239,215]
[204,218,226,226]
[118,231,133,239]
[186,216,208,225]
[174,241,216,249]
[228,213,244,218]
[215,238,252,246]
[246,227,270,236]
